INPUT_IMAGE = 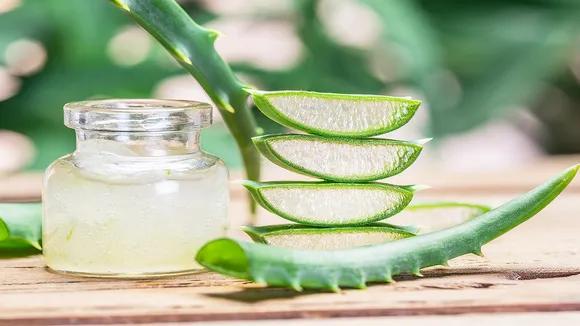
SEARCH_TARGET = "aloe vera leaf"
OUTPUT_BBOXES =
[242,203,487,249]
[253,134,429,182]
[108,0,261,216]
[246,89,421,138]
[391,202,491,234]
[242,223,415,250]
[239,181,426,226]
[0,203,42,251]
[197,164,579,291]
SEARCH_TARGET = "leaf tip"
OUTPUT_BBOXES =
[235,180,260,191]
[567,163,580,179]
[406,185,431,193]
[243,88,265,96]
[195,238,250,280]
[30,240,42,251]
[240,225,266,244]
[415,138,433,146]
[110,0,130,11]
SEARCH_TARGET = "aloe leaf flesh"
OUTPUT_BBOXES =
[253,134,429,182]
[108,0,261,216]
[240,181,425,226]
[390,202,491,234]
[246,89,421,137]
[242,223,416,250]
[0,203,42,252]
[197,165,579,291]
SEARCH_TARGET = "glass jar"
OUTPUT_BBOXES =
[42,99,229,277]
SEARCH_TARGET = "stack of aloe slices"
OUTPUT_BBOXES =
[239,90,489,250]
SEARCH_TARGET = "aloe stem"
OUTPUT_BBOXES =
[108,0,260,218]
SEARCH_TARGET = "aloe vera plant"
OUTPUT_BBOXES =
[253,134,429,182]
[0,203,42,251]
[108,0,261,215]
[197,164,579,291]
[102,2,577,291]
[241,181,427,226]
[247,89,421,137]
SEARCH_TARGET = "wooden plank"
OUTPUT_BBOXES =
[121,312,580,326]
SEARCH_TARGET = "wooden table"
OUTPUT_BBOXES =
[1,156,580,325]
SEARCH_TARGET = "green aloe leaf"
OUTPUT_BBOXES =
[0,203,42,253]
[108,0,261,217]
[389,202,491,234]
[246,89,421,137]
[239,181,427,226]
[197,165,579,291]
[241,203,487,249]
[242,223,416,250]
[254,134,430,182]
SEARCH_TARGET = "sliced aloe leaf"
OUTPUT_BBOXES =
[0,203,42,252]
[246,89,421,137]
[242,223,415,250]
[390,202,491,234]
[197,165,579,291]
[254,134,430,182]
[239,181,427,226]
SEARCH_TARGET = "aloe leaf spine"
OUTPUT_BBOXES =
[108,0,261,216]
[197,164,579,291]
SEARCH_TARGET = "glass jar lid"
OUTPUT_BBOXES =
[64,99,213,132]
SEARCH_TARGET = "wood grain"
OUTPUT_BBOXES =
[118,312,580,326]
[0,158,579,325]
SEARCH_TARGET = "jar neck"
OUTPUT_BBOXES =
[75,130,201,156]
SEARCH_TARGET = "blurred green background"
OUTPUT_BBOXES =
[1,0,580,173]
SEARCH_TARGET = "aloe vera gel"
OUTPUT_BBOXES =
[42,99,229,277]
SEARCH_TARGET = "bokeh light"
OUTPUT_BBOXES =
[5,39,47,76]
[0,67,20,102]
[107,25,152,67]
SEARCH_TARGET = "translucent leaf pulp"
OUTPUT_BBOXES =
[253,134,429,182]
[241,203,489,249]
[247,89,421,137]
[239,181,425,226]
[389,202,491,234]
[242,224,415,250]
